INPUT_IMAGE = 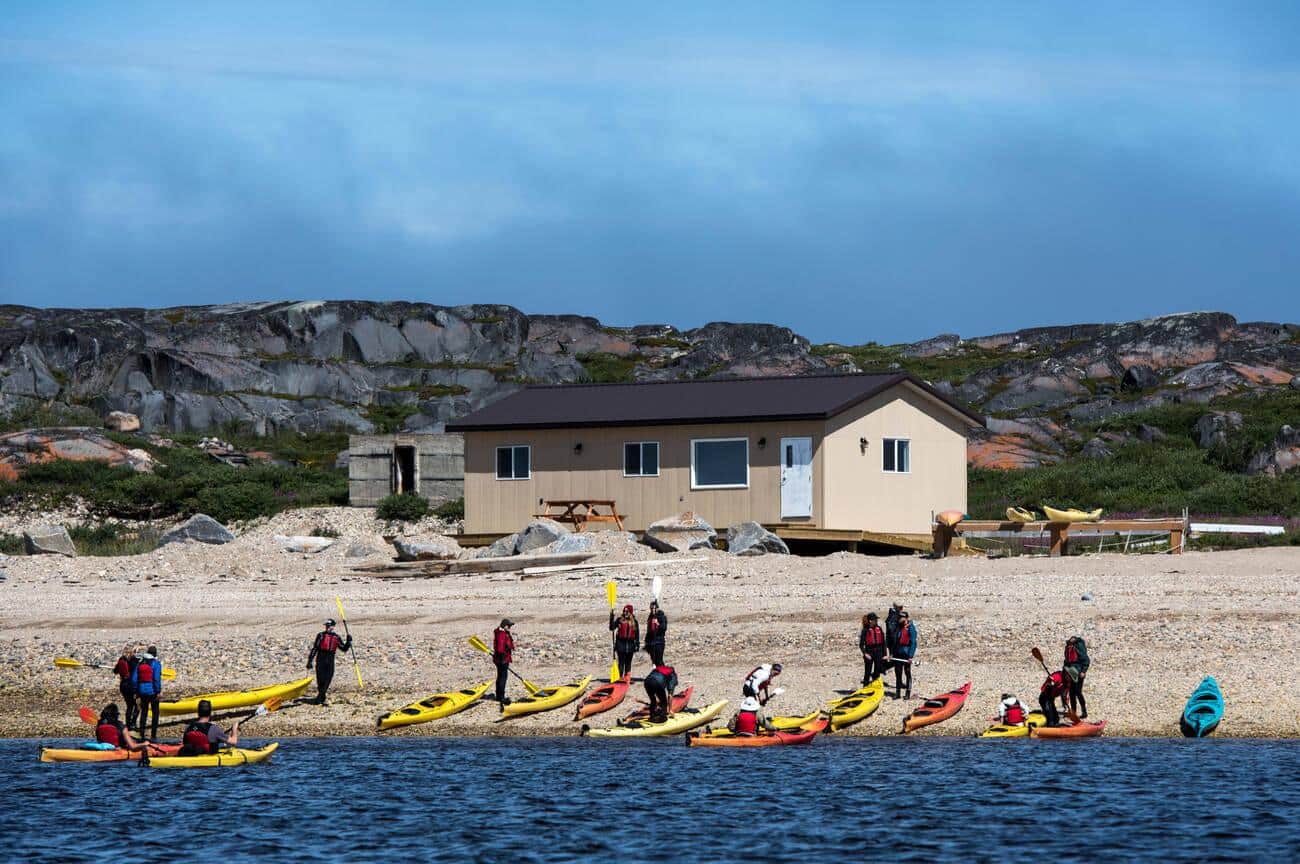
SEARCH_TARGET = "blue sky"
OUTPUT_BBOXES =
[2,2,1298,342]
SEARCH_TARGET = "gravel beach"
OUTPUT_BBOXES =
[2,507,1296,739]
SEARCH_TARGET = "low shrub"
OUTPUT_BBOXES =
[434,497,465,520]
[376,492,430,522]
[310,525,341,538]
[68,523,159,557]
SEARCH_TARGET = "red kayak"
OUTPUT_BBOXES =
[902,682,972,733]
[688,716,829,747]
[1031,720,1106,739]
[620,685,694,724]
[575,675,631,720]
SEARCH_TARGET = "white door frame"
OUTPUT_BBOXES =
[779,436,813,519]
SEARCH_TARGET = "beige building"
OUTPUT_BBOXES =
[446,373,983,539]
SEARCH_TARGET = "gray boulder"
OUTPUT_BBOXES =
[515,519,569,555]
[726,522,789,556]
[542,533,597,555]
[23,524,77,557]
[1292,374,1300,392]
[643,512,716,553]
[1121,364,1160,392]
[274,535,335,554]
[1080,438,1113,460]
[345,542,381,558]
[104,411,141,433]
[1136,424,1167,443]
[476,533,520,559]
[158,514,234,547]
[1246,425,1300,477]
[393,536,462,561]
[1195,412,1243,450]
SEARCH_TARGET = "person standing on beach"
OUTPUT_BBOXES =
[644,601,668,667]
[132,646,163,741]
[643,662,677,722]
[493,619,515,708]
[890,611,917,700]
[112,645,140,729]
[609,604,640,679]
[858,613,886,685]
[1039,668,1076,727]
[307,619,352,706]
[1064,636,1090,719]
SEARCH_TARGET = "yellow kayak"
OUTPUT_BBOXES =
[500,677,591,719]
[770,709,823,732]
[587,700,729,738]
[1043,506,1103,523]
[147,743,279,768]
[159,677,313,717]
[979,711,1047,738]
[1006,507,1036,523]
[378,681,491,730]
[826,678,884,731]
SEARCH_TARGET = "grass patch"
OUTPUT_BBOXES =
[635,336,690,350]
[469,315,505,325]
[310,525,341,539]
[810,341,1026,384]
[0,532,22,554]
[0,401,101,434]
[576,352,642,383]
[385,383,471,400]
[68,523,159,557]
[434,497,465,520]
[376,492,429,522]
[364,403,420,434]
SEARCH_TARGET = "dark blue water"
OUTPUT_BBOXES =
[8,737,1300,861]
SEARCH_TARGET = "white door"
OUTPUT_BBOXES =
[780,437,813,518]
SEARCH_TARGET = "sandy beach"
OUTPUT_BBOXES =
[1,507,1297,739]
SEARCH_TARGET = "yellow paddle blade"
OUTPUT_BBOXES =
[605,580,617,609]
[54,657,84,669]
[335,596,348,624]
[609,659,620,684]
[521,678,542,695]
[161,668,177,681]
[468,634,490,655]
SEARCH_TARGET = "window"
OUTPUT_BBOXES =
[495,445,531,480]
[623,441,660,477]
[883,438,910,474]
[691,438,749,489]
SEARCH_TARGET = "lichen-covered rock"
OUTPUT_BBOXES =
[23,524,77,557]
[1121,364,1160,391]
[1246,426,1300,477]
[158,514,234,547]
[643,512,716,553]
[393,536,462,561]
[274,535,335,554]
[1195,412,1243,450]
[104,411,141,433]
[726,522,789,556]
[515,519,569,555]
[0,427,157,480]
[1080,438,1114,460]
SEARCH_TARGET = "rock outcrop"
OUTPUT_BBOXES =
[157,514,234,547]
[1246,426,1300,477]
[515,519,569,555]
[1195,412,1244,450]
[0,427,158,481]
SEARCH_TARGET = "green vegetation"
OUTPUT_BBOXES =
[469,315,506,325]
[376,492,429,521]
[635,335,690,350]
[0,401,100,434]
[810,341,1022,384]
[364,403,420,433]
[161,310,186,324]
[576,352,642,383]
[0,532,22,554]
[434,497,465,520]
[384,383,471,400]
[310,525,341,538]
[69,522,160,557]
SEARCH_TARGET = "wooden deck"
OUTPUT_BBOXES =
[764,525,934,554]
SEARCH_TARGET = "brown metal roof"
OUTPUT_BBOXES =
[446,372,984,431]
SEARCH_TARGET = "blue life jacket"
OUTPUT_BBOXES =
[133,659,162,696]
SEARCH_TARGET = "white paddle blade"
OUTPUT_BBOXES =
[770,687,785,697]
[651,575,662,603]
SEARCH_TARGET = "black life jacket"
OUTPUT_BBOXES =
[96,721,123,747]
[182,721,214,755]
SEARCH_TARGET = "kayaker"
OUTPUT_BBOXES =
[728,696,775,737]
[643,663,678,722]
[493,619,515,708]
[742,662,782,705]
[890,611,917,700]
[858,612,886,685]
[95,703,148,754]
[997,693,1030,726]
[179,698,240,755]
[644,601,668,667]
[132,646,163,741]
[306,618,352,706]
[1064,636,1090,719]
[111,644,140,729]
[609,604,640,679]
[1039,668,1077,727]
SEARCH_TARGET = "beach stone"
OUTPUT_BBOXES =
[515,519,569,555]
[104,411,141,433]
[274,535,335,554]
[1136,424,1167,443]
[393,536,462,561]
[475,533,520,559]
[345,542,380,558]
[1081,593,1094,601]
[23,524,77,557]
[1080,438,1113,460]
[1121,364,1160,392]
[157,513,234,547]
[541,533,596,555]
[643,511,716,553]
[727,521,789,556]
[1195,411,1243,449]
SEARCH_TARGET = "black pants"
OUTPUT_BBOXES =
[645,679,670,721]
[615,646,636,678]
[1039,691,1061,727]
[646,641,665,667]
[120,685,138,729]
[863,649,886,684]
[138,694,159,740]
[314,653,336,704]
[893,659,912,697]
[495,662,510,704]
[1068,677,1087,718]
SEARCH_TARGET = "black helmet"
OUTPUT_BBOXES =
[772,663,783,674]
[325,618,337,628]
[500,618,514,628]
[101,703,119,721]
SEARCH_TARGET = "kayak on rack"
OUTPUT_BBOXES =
[160,677,313,717]
[979,711,1047,738]
[688,716,828,747]
[147,743,279,768]
[902,682,971,733]
[1042,506,1103,523]
[500,677,591,719]
[587,700,728,738]
[575,675,631,720]
[826,678,884,731]
[377,681,491,730]
[1006,507,1037,523]
[620,686,694,724]
[40,742,181,763]
[1031,720,1106,739]
[1180,676,1223,738]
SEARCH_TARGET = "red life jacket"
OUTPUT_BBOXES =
[654,665,674,677]
[1065,644,1079,665]
[183,722,213,755]
[136,662,155,686]
[113,657,131,681]
[864,626,885,648]
[616,618,637,641]
[1004,704,1026,725]
[1041,672,1068,697]
[897,625,911,647]
[318,631,342,653]
[647,614,663,637]
[96,722,122,746]
[493,628,514,664]
[734,710,758,736]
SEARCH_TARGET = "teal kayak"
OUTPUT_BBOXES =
[1179,676,1223,738]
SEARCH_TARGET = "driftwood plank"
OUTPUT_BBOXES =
[356,552,595,578]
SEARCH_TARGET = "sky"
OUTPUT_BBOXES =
[2,2,1299,343]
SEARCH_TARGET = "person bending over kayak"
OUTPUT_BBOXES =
[1039,668,1077,727]
[859,613,887,685]
[307,618,352,706]
[112,645,140,729]
[728,697,775,737]
[493,619,515,708]
[609,604,640,679]
[644,663,678,723]
[95,703,148,754]
[133,646,163,741]
[1064,636,1090,719]
[644,601,668,667]
[180,699,241,756]
[890,611,917,700]
[997,693,1030,726]
[742,663,782,705]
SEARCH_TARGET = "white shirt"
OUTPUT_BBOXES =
[998,697,1029,723]
[745,664,773,693]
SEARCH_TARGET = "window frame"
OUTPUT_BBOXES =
[622,441,661,478]
[494,444,531,481]
[882,437,911,475]
[689,437,750,490]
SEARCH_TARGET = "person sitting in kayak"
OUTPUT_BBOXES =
[858,612,886,685]
[179,699,241,756]
[644,601,668,667]
[609,604,640,679]
[112,645,140,730]
[307,618,352,706]
[889,611,917,700]
[493,619,515,709]
[997,693,1030,726]
[1064,636,1090,719]
[742,663,782,705]
[728,697,775,737]
[95,703,148,754]
[643,663,678,723]
[1039,668,1077,727]
[132,646,163,741]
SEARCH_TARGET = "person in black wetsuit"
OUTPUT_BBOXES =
[644,601,667,667]
[493,619,515,708]
[609,604,640,678]
[307,619,351,705]
[1064,636,1091,719]
[858,613,886,685]
[112,645,140,729]
[643,663,677,722]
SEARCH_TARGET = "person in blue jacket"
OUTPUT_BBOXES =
[890,611,917,700]
[132,646,163,740]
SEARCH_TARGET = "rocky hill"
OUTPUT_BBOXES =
[1,303,1297,471]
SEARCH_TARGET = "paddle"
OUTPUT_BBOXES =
[1031,646,1080,724]
[467,635,541,695]
[334,596,364,689]
[56,657,176,681]
[651,574,662,604]
[605,580,621,683]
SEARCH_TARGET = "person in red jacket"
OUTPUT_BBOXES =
[94,703,148,754]
[493,619,516,708]
[609,604,640,679]
[306,619,352,706]
[1039,668,1077,727]
[111,645,140,729]
[858,613,886,685]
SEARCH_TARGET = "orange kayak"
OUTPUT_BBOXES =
[620,686,693,724]
[575,675,631,720]
[688,716,829,748]
[1031,720,1106,738]
[902,682,972,733]
[41,743,181,763]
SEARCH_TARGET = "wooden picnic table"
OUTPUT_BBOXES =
[535,499,626,531]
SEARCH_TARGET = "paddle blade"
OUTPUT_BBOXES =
[1031,646,1045,664]
[264,696,285,713]
[521,678,542,695]
[468,634,490,655]
[651,575,662,603]
[605,580,617,609]
[609,659,620,684]
[78,706,98,725]
[335,596,347,624]
[161,668,177,681]
[54,658,84,669]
